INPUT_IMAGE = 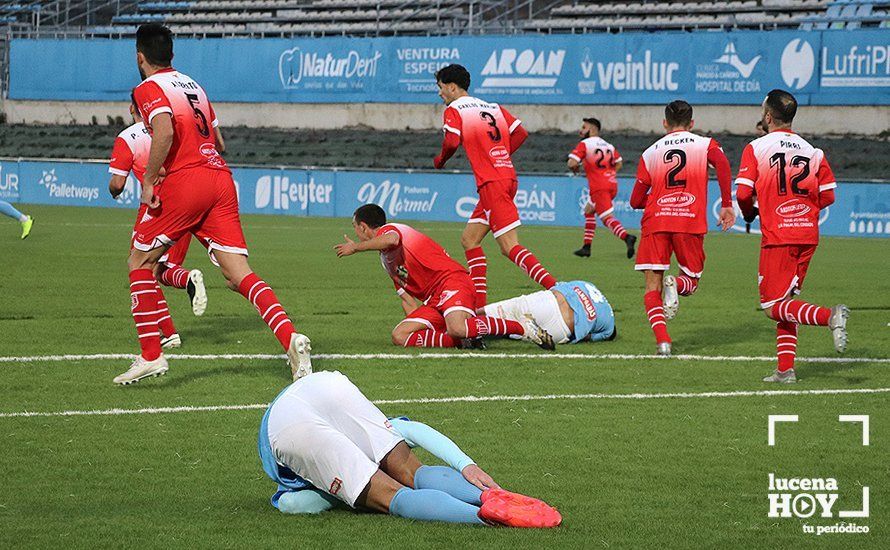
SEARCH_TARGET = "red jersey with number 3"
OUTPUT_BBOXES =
[377,223,467,301]
[109,121,151,183]
[636,131,719,235]
[132,68,226,175]
[442,96,521,187]
[569,136,621,191]
[735,131,835,246]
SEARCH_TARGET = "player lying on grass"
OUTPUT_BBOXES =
[0,200,33,239]
[259,369,562,527]
[335,204,556,350]
[108,94,209,350]
[393,279,616,347]
[735,89,849,383]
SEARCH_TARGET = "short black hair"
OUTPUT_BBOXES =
[353,204,387,229]
[664,100,693,127]
[436,64,471,91]
[136,23,174,67]
[764,89,797,124]
[582,117,601,132]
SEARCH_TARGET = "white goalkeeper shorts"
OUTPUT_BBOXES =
[266,371,404,507]
[483,290,572,344]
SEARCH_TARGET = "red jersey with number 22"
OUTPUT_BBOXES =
[442,96,521,187]
[377,223,467,301]
[735,131,835,247]
[132,68,226,175]
[569,136,621,191]
[636,131,720,235]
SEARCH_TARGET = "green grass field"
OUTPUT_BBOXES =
[1,205,888,549]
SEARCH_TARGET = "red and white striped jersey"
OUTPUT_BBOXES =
[569,136,621,191]
[377,223,467,301]
[109,121,151,184]
[442,96,521,187]
[736,130,835,246]
[133,68,226,175]
[636,131,720,235]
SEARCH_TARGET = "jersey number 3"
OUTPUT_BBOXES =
[185,93,210,138]
[479,112,502,142]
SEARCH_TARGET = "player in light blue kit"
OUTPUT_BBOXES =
[259,370,561,527]
[0,201,33,239]
[483,280,616,344]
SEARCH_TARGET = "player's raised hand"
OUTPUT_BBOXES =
[334,234,358,257]
[718,206,736,232]
[462,464,500,491]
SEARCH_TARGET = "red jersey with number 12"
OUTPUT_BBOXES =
[442,96,521,187]
[133,68,226,175]
[377,223,467,301]
[636,131,719,235]
[735,131,835,246]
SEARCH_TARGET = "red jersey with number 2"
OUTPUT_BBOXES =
[636,131,719,235]
[442,96,521,187]
[735,131,835,246]
[377,223,467,301]
[132,68,226,175]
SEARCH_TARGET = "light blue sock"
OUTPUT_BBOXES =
[389,487,485,524]
[0,201,26,222]
[414,465,483,506]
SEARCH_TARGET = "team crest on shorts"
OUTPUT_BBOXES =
[330,477,343,495]
[131,294,139,311]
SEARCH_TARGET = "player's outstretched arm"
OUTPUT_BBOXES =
[334,232,400,257]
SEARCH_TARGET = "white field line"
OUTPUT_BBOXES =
[1,352,889,364]
[1,387,889,419]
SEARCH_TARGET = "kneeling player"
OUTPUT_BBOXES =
[335,204,555,350]
[259,369,561,527]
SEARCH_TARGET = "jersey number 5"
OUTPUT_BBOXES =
[185,93,210,138]
[769,152,810,196]
[663,149,687,188]
[479,112,502,142]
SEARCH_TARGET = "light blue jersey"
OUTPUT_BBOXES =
[552,280,616,343]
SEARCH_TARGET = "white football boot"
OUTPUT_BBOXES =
[113,355,169,385]
[288,333,313,381]
[522,316,556,351]
[657,342,672,356]
[828,305,849,353]
[662,275,679,320]
[160,333,181,349]
[187,269,208,316]
[763,368,797,384]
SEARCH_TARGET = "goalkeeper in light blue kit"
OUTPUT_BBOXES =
[258,370,561,527]
[0,200,33,239]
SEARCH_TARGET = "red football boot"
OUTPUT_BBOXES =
[479,489,562,528]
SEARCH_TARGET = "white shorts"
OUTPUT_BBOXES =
[484,290,572,344]
[266,371,404,507]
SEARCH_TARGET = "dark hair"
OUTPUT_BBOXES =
[582,117,601,132]
[436,64,471,91]
[353,204,387,228]
[130,90,138,110]
[136,23,174,67]
[764,89,797,124]
[664,100,693,127]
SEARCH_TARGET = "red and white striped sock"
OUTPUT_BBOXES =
[159,265,190,289]
[770,299,830,326]
[155,282,177,337]
[465,246,488,307]
[464,316,525,338]
[644,291,671,344]
[404,329,459,348]
[601,214,628,241]
[238,272,296,350]
[129,269,162,361]
[676,275,699,296]
[583,214,596,245]
[508,245,557,289]
[776,321,798,372]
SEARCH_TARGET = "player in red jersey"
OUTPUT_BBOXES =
[735,89,849,383]
[630,100,735,355]
[334,204,555,350]
[108,94,210,345]
[433,64,558,307]
[567,117,636,259]
[115,24,311,385]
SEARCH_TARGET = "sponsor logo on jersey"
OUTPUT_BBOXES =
[279,47,381,89]
[489,145,509,160]
[781,39,815,90]
[656,191,696,208]
[821,44,890,88]
[480,49,565,88]
[38,169,100,202]
[776,199,812,218]
[579,49,679,93]
[573,287,597,321]
[255,175,334,212]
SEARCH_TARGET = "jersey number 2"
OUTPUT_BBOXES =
[663,149,687,188]
[479,112,502,142]
[185,93,210,138]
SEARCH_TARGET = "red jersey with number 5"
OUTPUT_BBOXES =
[735,130,835,246]
[569,136,621,191]
[377,223,467,301]
[636,131,718,235]
[442,96,521,187]
[132,68,226,175]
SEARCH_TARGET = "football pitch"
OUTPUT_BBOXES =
[1,205,888,548]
